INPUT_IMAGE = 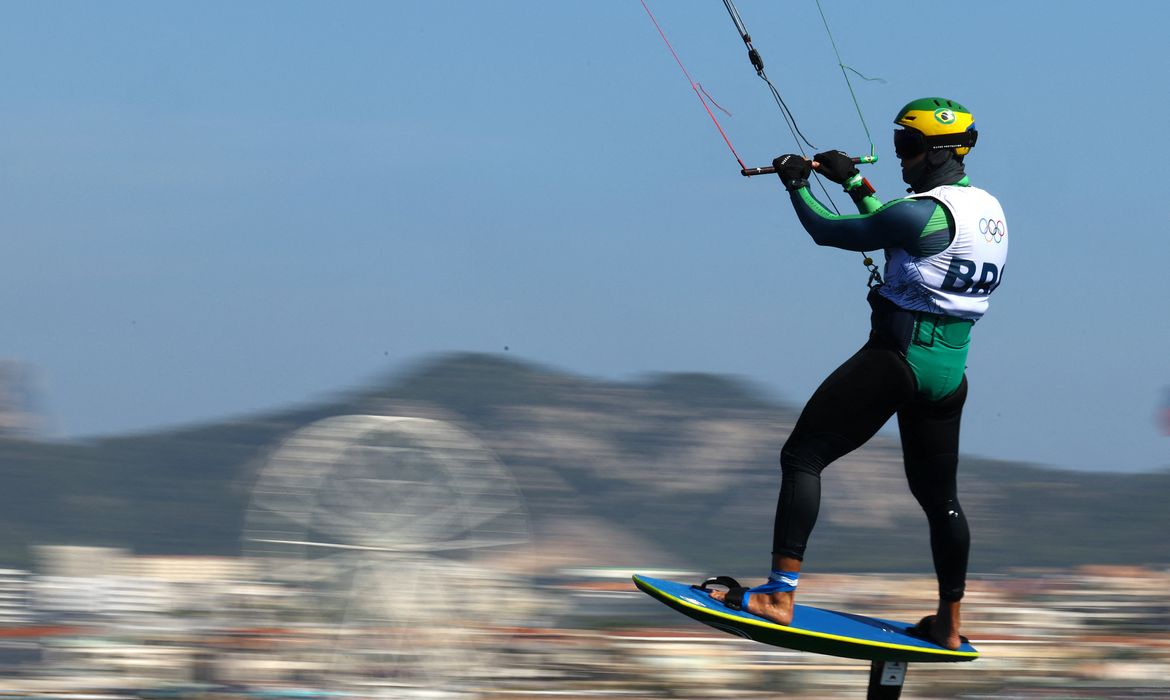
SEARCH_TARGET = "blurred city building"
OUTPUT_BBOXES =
[0,545,1166,698]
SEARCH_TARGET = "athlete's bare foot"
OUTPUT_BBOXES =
[917,600,963,650]
[709,587,796,626]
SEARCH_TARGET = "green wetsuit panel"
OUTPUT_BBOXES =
[905,313,973,401]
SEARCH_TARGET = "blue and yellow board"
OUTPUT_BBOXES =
[633,574,978,663]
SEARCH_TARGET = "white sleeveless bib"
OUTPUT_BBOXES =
[877,184,1008,320]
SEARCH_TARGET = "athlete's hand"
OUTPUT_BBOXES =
[773,154,811,192]
[812,150,859,185]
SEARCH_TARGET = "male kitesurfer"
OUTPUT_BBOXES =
[710,98,1007,650]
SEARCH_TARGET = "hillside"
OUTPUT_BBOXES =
[1,352,1166,573]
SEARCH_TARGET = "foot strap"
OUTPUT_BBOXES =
[694,571,798,612]
[694,576,750,611]
[739,570,799,611]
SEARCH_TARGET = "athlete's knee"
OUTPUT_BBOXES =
[923,498,968,532]
[780,439,830,478]
[905,454,959,506]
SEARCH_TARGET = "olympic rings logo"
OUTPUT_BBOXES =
[980,217,1006,243]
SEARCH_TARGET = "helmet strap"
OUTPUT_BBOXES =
[924,128,978,152]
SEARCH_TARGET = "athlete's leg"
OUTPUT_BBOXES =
[713,344,915,624]
[774,344,916,561]
[898,376,969,649]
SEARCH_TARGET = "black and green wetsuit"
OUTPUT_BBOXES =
[773,176,1004,603]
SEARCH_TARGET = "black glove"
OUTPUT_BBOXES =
[813,150,859,186]
[772,154,811,192]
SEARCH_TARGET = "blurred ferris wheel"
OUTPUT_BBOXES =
[243,414,532,693]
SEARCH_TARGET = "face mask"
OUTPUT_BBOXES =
[902,149,966,193]
[901,156,927,188]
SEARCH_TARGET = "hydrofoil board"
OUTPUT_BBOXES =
[633,574,977,663]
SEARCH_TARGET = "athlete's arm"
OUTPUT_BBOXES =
[790,186,953,255]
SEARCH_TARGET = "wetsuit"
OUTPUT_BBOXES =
[774,177,1008,602]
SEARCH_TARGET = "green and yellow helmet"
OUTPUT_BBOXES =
[893,97,978,158]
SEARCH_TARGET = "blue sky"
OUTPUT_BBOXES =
[2,2,1167,472]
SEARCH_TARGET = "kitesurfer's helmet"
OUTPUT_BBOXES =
[893,97,978,159]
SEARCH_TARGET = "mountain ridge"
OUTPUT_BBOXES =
[0,352,1164,572]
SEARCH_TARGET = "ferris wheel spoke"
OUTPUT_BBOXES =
[242,415,530,692]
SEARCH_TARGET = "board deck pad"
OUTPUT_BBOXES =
[633,575,978,663]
